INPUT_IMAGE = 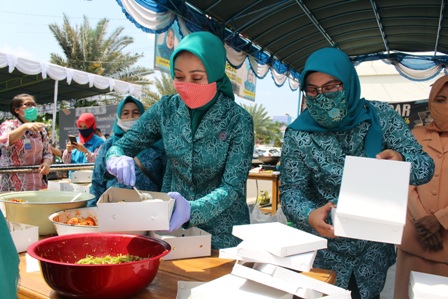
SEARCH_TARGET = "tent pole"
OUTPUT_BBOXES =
[52,80,58,142]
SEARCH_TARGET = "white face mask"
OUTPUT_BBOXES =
[117,118,138,132]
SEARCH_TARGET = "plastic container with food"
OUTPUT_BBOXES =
[0,191,94,235]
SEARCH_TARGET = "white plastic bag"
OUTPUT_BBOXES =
[249,204,287,225]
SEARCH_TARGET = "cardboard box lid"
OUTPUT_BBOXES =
[333,213,404,244]
[232,222,327,257]
[177,281,206,299]
[97,187,174,231]
[236,241,317,272]
[336,156,411,226]
[232,261,351,299]
[190,274,293,299]
[410,271,448,299]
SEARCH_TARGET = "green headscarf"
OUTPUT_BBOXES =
[170,31,235,133]
[289,47,382,157]
[112,95,145,143]
[170,31,234,100]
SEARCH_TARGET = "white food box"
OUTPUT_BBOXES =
[70,183,92,194]
[97,187,175,231]
[409,271,448,299]
[70,170,93,183]
[177,281,205,299]
[334,156,411,244]
[150,227,211,260]
[8,221,39,253]
[190,274,293,299]
[232,261,351,299]
[232,222,327,257]
[219,246,239,260]
[47,179,74,191]
[236,241,317,272]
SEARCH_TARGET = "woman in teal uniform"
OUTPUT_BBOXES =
[0,211,19,299]
[89,95,166,206]
[106,31,254,249]
[280,48,434,299]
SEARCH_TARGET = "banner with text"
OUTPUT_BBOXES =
[389,99,430,129]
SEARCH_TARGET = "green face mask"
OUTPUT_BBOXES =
[307,90,348,129]
[23,106,38,121]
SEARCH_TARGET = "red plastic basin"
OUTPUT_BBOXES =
[27,233,171,299]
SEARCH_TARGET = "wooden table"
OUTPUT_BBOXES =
[18,251,335,299]
[247,172,280,215]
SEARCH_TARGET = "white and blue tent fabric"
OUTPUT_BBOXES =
[116,0,448,91]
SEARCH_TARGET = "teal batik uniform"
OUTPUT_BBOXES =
[107,32,254,249]
[90,138,166,206]
[90,96,166,206]
[280,48,434,299]
[0,212,19,299]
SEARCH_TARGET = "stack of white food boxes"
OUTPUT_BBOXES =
[47,170,93,193]
[409,271,448,299]
[187,222,351,299]
[70,170,93,193]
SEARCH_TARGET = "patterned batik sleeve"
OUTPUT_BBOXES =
[376,102,434,185]
[189,110,254,225]
[0,120,15,147]
[90,139,112,205]
[41,128,53,162]
[279,128,319,232]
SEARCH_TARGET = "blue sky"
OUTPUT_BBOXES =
[0,0,300,119]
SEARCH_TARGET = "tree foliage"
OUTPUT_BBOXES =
[143,72,176,106]
[48,14,153,83]
[240,103,283,145]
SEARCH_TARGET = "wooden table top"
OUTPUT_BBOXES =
[18,251,336,299]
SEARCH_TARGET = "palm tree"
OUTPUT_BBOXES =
[48,14,153,84]
[240,103,283,145]
[142,72,176,107]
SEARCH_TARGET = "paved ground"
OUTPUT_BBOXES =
[246,179,395,298]
[381,264,395,298]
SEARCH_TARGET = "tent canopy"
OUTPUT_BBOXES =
[0,52,142,112]
[117,0,448,88]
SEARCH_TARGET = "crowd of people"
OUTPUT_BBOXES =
[1,32,447,298]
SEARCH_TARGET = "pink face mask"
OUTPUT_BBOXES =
[174,81,217,109]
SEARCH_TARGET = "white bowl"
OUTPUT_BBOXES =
[49,207,147,236]
[49,207,99,235]
[0,191,94,235]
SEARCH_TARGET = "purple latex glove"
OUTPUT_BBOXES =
[106,156,136,186]
[168,192,191,232]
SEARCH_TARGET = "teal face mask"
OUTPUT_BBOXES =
[23,107,38,121]
[307,90,348,129]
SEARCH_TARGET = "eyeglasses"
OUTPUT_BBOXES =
[303,82,342,99]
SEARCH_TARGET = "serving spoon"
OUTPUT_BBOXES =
[133,186,153,201]
[70,193,83,202]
